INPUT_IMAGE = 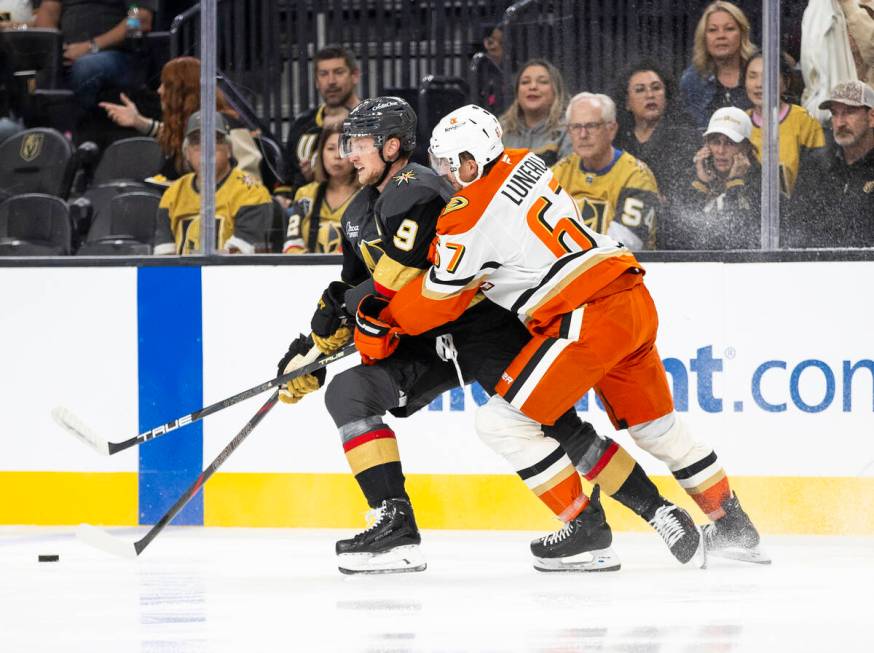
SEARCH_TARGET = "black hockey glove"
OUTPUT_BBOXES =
[311,281,352,337]
[276,333,326,405]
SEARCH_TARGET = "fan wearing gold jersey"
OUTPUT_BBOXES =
[745,51,825,198]
[551,92,660,250]
[283,124,361,253]
[154,111,272,255]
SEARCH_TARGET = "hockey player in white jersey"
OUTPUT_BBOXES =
[354,104,769,566]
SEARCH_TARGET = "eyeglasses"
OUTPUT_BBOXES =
[567,121,606,135]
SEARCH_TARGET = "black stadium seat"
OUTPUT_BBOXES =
[91,137,163,185]
[77,191,159,255]
[0,193,71,255]
[0,128,77,199]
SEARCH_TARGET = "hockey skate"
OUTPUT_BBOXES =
[530,485,621,572]
[336,498,427,574]
[647,501,704,565]
[701,492,771,566]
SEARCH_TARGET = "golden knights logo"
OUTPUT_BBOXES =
[392,170,417,186]
[19,133,44,162]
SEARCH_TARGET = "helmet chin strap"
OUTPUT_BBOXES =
[454,160,482,188]
[374,147,396,187]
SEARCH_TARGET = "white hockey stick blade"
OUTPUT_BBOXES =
[51,406,111,456]
[76,523,138,559]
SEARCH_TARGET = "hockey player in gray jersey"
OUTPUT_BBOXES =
[276,97,701,575]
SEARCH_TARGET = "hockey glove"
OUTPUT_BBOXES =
[312,325,352,356]
[311,281,352,337]
[354,295,402,365]
[276,333,326,404]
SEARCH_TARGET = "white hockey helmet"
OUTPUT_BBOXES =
[429,104,503,187]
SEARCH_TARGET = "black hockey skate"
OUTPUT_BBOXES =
[701,492,771,566]
[530,485,621,572]
[336,498,427,574]
[647,501,703,565]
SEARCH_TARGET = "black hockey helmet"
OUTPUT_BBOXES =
[340,96,417,158]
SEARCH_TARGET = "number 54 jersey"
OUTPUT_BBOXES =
[390,149,644,336]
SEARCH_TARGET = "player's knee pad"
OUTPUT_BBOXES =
[476,395,560,467]
[324,365,396,427]
[627,411,712,472]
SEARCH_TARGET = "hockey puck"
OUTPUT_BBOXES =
[38,554,60,562]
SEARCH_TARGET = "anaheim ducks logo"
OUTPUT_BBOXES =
[392,170,417,186]
[441,196,469,215]
[19,133,44,162]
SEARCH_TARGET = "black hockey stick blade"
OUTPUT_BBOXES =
[53,342,356,456]
[77,390,280,558]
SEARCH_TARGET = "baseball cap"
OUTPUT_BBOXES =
[818,80,874,111]
[704,107,753,143]
[184,111,231,139]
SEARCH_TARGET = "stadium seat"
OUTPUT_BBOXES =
[0,193,71,255]
[91,137,164,185]
[77,191,159,255]
[0,28,64,89]
[0,128,77,199]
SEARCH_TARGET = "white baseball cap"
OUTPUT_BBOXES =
[704,107,753,143]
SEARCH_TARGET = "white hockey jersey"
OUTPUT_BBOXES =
[389,149,643,336]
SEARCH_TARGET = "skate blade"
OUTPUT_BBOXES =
[533,547,621,573]
[338,544,427,575]
[706,545,772,565]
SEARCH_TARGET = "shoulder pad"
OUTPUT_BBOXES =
[377,163,453,217]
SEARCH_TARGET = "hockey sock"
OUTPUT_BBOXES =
[671,451,731,520]
[574,436,668,521]
[516,446,589,522]
[341,423,408,508]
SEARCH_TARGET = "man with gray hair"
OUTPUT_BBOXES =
[788,80,874,247]
[551,92,661,250]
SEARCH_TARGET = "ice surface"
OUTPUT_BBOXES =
[1,527,872,652]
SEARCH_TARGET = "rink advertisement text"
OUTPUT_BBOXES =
[429,345,874,414]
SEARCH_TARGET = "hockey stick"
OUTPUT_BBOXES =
[77,389,280,558]
[52,342,356,456]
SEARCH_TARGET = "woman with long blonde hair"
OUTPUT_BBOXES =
[100,56,262,181]
[680,1,757,128]
[499,59,570,165]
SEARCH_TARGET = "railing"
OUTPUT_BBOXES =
[170,0,512,141]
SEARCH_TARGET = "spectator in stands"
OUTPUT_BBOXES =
[499,59,570,166]
[551,92,660,250]
[744,50,825,199]
[283,45,361,192]
[35,0,155,110]
[839,0,874,89]
[282,123,360,254]
[99,56,263,182]
[614,59,700,207]
[154,111,272,255]
[471,23,506,114]
[680,1,756,129]
[787,81,874,248]
[667,107,760,250]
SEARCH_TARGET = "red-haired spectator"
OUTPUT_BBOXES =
[100,56,262,182]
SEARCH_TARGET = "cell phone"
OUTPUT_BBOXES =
[702,156,716,176]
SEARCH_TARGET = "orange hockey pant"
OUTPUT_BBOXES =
[496,281,674,428]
